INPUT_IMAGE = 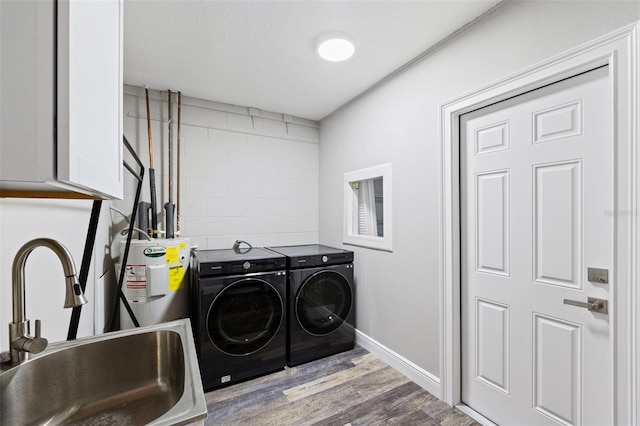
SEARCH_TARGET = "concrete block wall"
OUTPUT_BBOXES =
[119,86,319,251]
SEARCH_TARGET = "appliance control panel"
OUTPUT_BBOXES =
[290,252,354,268]
[196,258,286,276]
[192,249,286,276]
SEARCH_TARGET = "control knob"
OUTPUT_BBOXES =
[322,255,328,263]
[243,261,251,270]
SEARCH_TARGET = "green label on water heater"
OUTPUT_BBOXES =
[143,246,166,258]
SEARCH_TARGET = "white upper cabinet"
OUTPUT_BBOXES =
[0,0,123,199]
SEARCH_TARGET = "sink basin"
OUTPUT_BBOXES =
[0,319,207,425]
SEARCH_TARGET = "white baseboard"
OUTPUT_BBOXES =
[355,329,441,398]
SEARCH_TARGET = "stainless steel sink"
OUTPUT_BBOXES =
[0,319,207,425]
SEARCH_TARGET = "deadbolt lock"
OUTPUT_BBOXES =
[587,267,608,284]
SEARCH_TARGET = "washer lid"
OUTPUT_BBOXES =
[266,244,353,268]
[194,248,286,275]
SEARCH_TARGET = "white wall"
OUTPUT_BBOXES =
[120,86,319,250]
[0,198,111,352]
[319,1,640,381]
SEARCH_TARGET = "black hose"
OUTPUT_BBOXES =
[232,240,253,254]
[66,200,102,340]
[107,136,144,331]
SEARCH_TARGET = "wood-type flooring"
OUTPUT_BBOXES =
[204,345,479,425]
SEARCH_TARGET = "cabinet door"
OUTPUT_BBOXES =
[57,0,123,199]
[0,0,56,186]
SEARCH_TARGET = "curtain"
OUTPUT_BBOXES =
[357,179,378,236]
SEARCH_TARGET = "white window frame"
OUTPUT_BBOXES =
[343,163,392,251]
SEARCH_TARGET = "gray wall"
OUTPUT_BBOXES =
[319,1,640,379]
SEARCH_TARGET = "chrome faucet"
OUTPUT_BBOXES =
[6,238,88,364]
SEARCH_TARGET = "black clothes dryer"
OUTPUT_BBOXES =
[191,248,287,390]
[266,244,355,366]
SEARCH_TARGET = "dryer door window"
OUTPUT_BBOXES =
[207,278,283,356]
[296,270,352,336]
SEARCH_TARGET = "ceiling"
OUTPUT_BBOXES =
[124,0,502,121]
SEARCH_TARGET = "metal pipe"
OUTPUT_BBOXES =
[177,91,182,233]
[168,89,173,204]
[166,90,175,238]
[145,87,158,238]
[145,87,154,170]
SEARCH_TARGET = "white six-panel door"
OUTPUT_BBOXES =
[461,66,612,425]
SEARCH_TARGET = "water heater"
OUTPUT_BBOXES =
[119,238,190,329]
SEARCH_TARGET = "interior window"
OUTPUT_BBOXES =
[351,177,384,237]
[343,163,392,251]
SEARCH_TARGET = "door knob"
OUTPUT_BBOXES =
[563,297,608,314]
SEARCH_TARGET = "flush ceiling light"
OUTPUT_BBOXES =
[316,32,355,62]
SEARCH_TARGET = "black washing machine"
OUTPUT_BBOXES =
[266,244,355,366]
[190,248,287,390]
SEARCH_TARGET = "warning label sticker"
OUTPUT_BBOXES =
[166,246,179,264]
[169,265,185,291]
[125,264,147,299]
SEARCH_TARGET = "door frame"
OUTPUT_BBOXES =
[440,22,639,424]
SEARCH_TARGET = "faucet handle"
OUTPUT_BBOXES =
[22,319,48,354]
[35,319,42,338]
